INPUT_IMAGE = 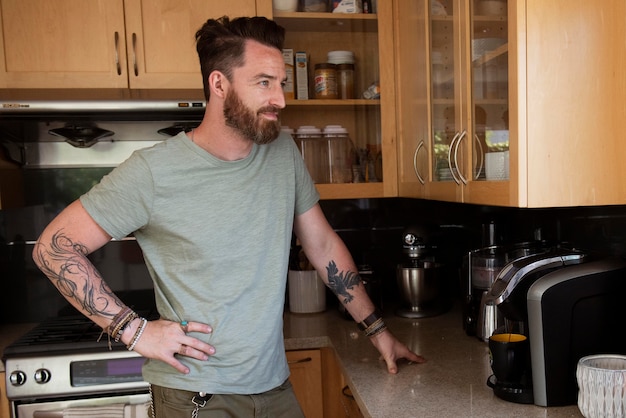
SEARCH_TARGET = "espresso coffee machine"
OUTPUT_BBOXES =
[483,247,587,404]
[485,249,626,406]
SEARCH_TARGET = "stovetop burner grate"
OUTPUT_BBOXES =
[3,309,159,358]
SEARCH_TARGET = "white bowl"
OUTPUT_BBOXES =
[577,354,626,418]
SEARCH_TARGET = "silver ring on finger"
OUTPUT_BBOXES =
[179,344,187,356]
[180,320,189,333]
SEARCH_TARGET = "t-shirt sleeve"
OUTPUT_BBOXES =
[80,152,154,240]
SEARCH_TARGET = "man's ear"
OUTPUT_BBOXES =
[208,71,227,98]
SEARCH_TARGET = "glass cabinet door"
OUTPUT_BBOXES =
[429,0,459,185]
[470,0,509,182]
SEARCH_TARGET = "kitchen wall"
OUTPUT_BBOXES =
[2,167,626,323]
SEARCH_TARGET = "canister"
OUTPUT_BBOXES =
[295,125,329,183]
[314,63,338,99]
[328,51,355,99]
[323,125,356,183]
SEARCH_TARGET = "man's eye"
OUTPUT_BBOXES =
[260,80,270,87]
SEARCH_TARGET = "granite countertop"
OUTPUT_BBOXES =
[283,303,583,418]
[1,305,583,417]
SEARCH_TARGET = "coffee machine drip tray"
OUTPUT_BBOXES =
[487,375,534,404]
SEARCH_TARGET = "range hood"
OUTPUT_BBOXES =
[0,89,207,166]
[0,89,207,120]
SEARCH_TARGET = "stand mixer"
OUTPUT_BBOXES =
[395,227,446,318]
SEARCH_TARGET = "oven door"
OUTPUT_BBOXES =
[13,392,151,418]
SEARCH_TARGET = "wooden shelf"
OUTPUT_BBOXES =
[272,12,377,32]
[286,99,380,107]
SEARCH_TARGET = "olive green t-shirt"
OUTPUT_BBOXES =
[80,131,319,394]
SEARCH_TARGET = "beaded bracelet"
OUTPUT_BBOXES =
[127,318,148,351]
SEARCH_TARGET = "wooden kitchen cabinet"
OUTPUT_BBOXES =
[269,2,399,199]
[0,371,9,418]
[123,0,258,89]
[287,349,324,418]
[396,0,626,207]
[320,347,364,418]
[0,0,258,89]
[0,0,129,88]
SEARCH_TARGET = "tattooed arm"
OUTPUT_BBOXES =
[33,200,215,373]
[293,204,425,373]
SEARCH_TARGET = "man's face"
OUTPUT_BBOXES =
[223,87,281,145]
[223,41,287,145]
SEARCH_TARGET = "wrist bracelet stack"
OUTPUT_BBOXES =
[98,307,141,350]
[358,309,387,337]
[108,307,139,343]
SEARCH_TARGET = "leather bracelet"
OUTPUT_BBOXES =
[358,309,383,331]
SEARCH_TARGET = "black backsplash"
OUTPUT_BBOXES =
[3,167,626,323]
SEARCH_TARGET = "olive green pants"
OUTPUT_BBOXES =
[150,379,305,418]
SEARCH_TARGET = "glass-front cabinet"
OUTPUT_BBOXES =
[267,1,398,200]
[397,0,510,204]
[428,0,510,203]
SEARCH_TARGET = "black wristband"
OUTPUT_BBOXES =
[358,309,382,331]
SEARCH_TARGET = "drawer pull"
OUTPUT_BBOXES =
[288,356,312,364]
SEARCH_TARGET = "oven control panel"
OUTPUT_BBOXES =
[5,350,149,400]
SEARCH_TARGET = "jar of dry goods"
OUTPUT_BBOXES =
[314,63,338,99]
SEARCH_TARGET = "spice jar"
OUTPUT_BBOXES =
[314,63,338,99]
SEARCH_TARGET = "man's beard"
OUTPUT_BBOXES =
[223,89,281,145]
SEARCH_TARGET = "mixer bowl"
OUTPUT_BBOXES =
[396,261,444,318]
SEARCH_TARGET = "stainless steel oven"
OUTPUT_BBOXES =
[4,322,154,418]
[0,93,206,418]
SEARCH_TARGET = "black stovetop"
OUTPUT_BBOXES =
[3,290,158,359]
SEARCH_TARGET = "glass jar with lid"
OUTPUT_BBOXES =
[322,125,357,183]
[295,125,329,183]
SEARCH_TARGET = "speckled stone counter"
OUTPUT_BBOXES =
[283,305,583,418]
[1,306,583,417]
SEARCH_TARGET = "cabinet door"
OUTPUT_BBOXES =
[287,349,323,418]
[0,0,128,88]
[395,0,429,198]
[123,0,257,89]
[463,0,512,205]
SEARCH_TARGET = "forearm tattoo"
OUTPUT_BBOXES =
[33,230,122,318]
[325,260,362,305]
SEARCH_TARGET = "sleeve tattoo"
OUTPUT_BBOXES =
[33,230,122,318]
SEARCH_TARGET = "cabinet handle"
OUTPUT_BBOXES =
[132,33,139,76]
[454,130,468,185]
[342,385,355,399]
[288,357,312,364]
[114,32,121,75]
[413,140,426,185]
[447,132,461,185]
[473,134,484,180]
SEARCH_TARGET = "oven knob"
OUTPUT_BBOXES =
[35,368,51,384]
[9,370,26,386]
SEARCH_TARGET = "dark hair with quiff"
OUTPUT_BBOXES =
[195,16,285,101]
